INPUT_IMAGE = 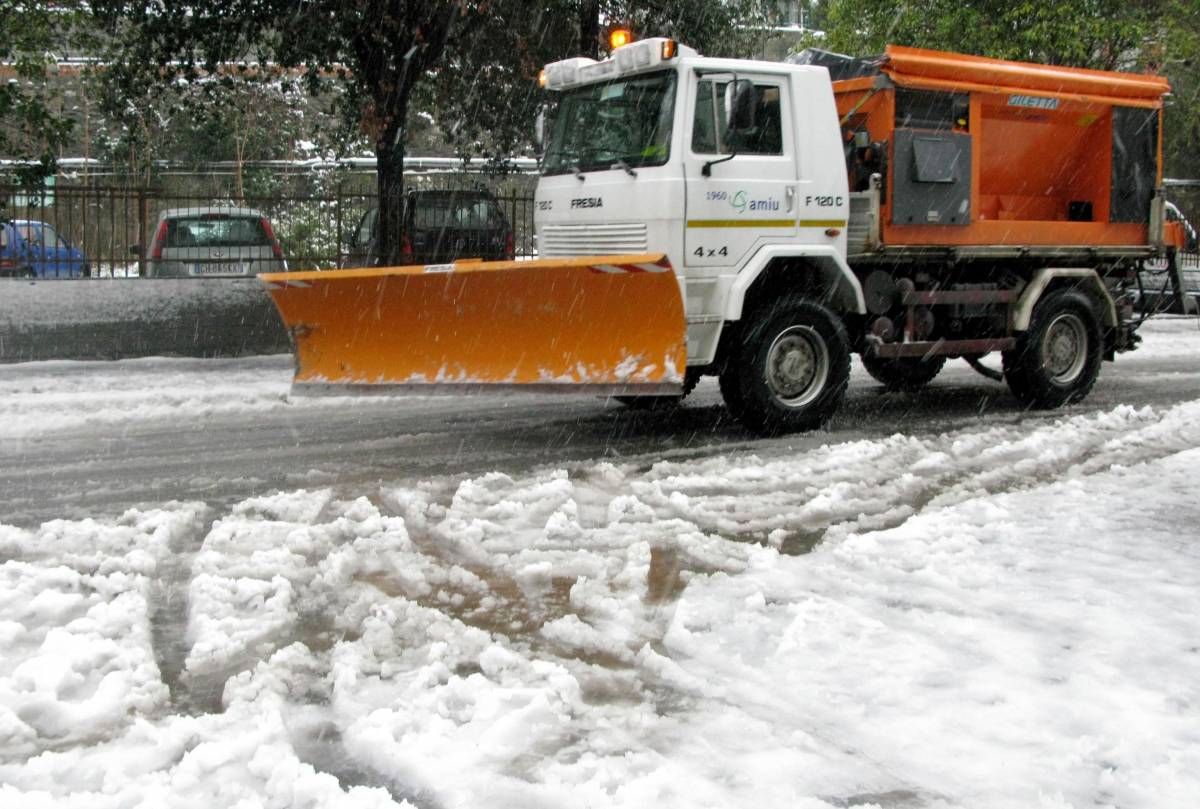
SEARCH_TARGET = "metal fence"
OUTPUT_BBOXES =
[3,177,1196,281]
[1179,249,1200,292]
[0,180,537,278]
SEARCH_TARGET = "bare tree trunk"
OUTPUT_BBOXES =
[82,95,91,187]
[579,0,601,59]
[376,119,406,267]
[235,135,246,204]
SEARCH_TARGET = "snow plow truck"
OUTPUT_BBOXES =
[260,38,1187,434]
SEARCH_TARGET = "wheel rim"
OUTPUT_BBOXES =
[765,325,829,407]
[1042,312,1088,385]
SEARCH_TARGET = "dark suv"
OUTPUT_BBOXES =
[344,190,514,267]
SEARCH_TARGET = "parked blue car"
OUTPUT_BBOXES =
[0,219,91,278]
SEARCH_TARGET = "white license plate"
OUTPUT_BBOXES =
[193,262,246,276]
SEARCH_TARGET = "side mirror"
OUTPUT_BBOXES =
[725,79,757,133]
[535,106,547,150]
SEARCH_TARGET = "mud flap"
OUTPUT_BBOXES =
[259,254,686,395]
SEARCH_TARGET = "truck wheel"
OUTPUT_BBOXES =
[1003,289,1102,408]
[718,367,746,419]
[721,297,850,434]
[861,353,946,391]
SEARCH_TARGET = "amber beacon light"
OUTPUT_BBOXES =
[609,27,633,50]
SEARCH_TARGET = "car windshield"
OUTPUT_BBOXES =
[542,69,676,176]
[412,197,504,229]
[165,215,270,248]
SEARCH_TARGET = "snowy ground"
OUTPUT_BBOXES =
[1,318,1199,808]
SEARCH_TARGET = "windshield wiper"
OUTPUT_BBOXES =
[543,148,586,180]
[612,159,637,177]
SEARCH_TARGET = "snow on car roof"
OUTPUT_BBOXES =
[157,206,269,218]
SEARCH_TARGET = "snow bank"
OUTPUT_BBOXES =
[0,355,295,439]
[0,506,205,756]
[658,447,1200,808]
[0,277,289,363]
[2,399,1199,807]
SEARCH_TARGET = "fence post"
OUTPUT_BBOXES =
[137,188,149,278]
[334,181,343,270]
[1167,249,1197,315]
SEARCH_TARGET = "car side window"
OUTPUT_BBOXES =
[42,224,69,249]
[356,209,378,246]
[17,223,41,248]
[692,80,784,156]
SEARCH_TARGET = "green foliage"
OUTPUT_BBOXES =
[0,0,92,186]
[87,1,759,261]
[818,0,1164,68]
[90,1,503,261]
[1160,0,1200,178]
[425,1,770,165]
[815,0,1200,177]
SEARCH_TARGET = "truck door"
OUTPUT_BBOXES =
[683,73,798,269]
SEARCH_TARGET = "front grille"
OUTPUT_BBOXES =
[540,223,649,256]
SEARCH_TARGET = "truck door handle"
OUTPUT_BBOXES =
[785,186,795,213]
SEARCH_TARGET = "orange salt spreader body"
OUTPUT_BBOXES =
[258,254,686,395]
[832,45,1173,249]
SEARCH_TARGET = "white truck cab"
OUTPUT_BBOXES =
[535,38,862,368]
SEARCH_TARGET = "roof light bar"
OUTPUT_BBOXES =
[539,38,693,90]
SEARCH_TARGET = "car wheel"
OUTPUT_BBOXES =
[720,296,851,434]
[1003,289,1103,408]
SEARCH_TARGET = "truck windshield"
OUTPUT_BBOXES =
[542,70,676,176]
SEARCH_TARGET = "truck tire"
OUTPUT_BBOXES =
[720,297,850,434]
[614,371,700,410]
[861,354,946,391]
[718,367,746,419]
[1003,289,1102,408]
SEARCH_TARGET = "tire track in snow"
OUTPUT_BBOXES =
[146,511,215,715]
[625,401,1200,554]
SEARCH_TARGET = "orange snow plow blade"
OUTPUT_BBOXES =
[259,254,686,395]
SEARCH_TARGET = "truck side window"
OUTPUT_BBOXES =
[692,80,783,156]
[692,81,721,153]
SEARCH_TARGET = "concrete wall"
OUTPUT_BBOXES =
[0,278,291,362]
